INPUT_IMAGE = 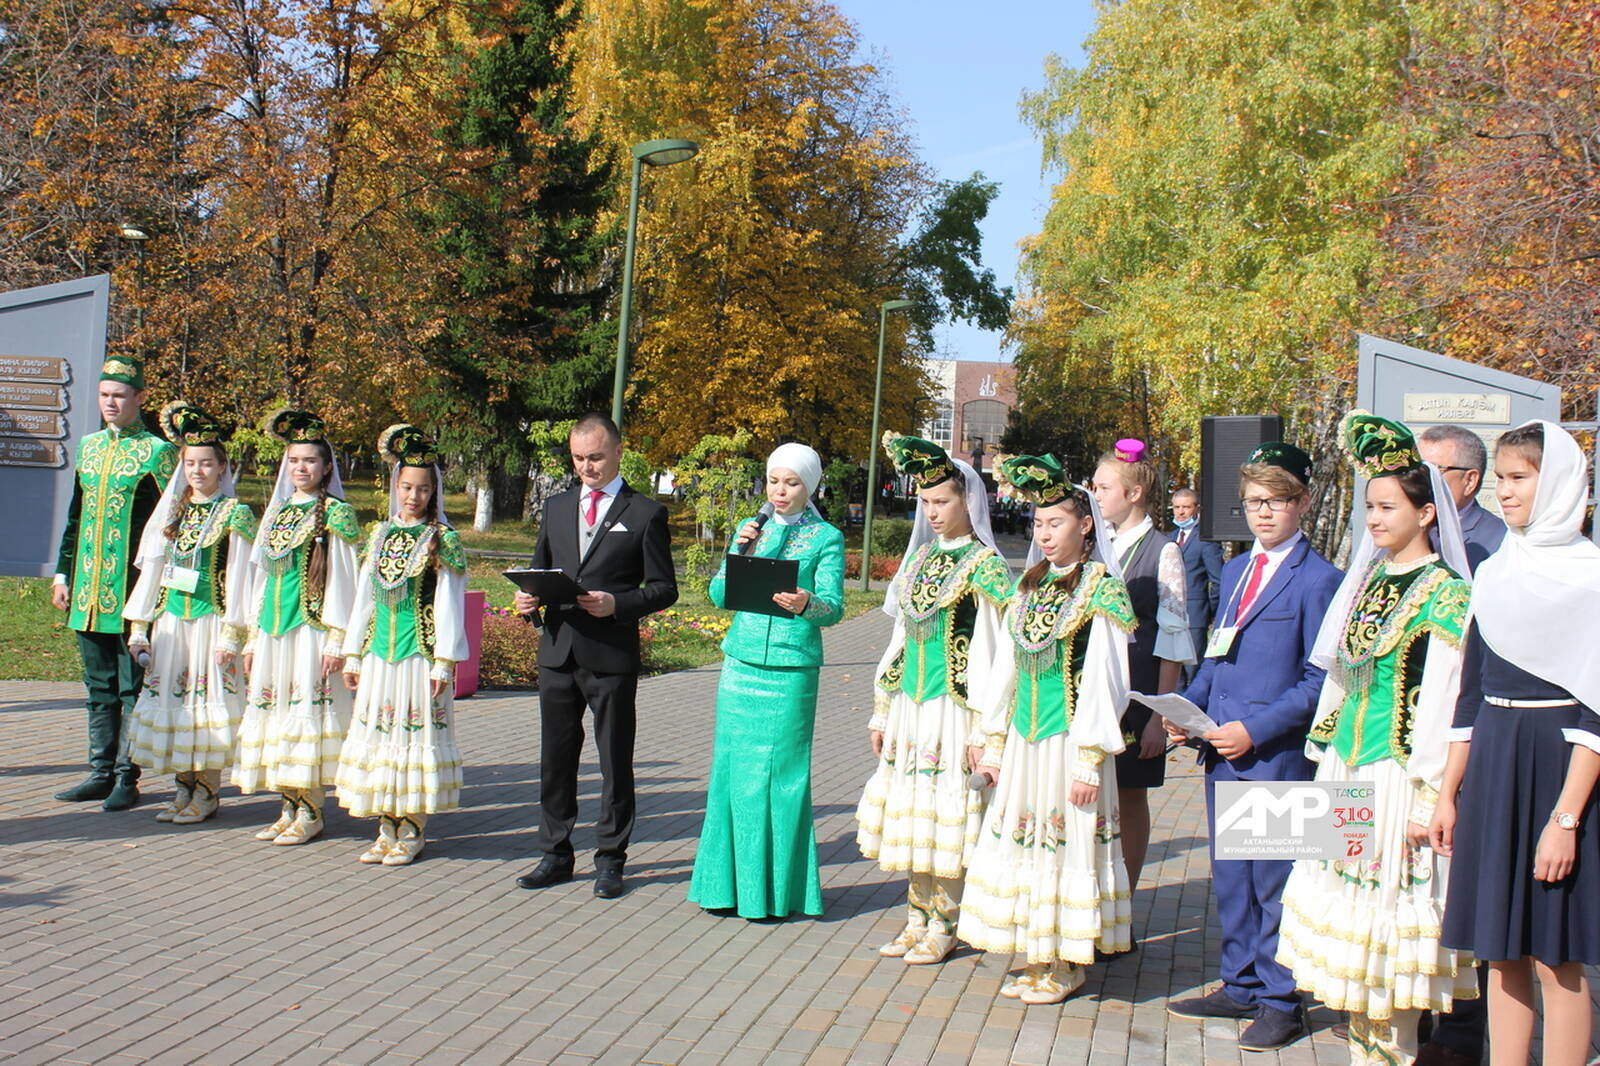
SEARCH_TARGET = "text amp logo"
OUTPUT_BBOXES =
[1212,782,1376,861]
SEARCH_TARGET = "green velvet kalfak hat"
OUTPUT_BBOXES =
[159,400,225,447]
[996,453,1074,507]
[881,432,957,489]
[378,423,439,468]
[1341,410,1422,480]
[99,355,145,390]
[262,407,327,444]
[1245,441,1315,486]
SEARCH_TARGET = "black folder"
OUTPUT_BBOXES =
[502,568,588,606]
[724,554,801,618]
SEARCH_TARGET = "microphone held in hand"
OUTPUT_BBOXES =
[134,648,151,669]
[967,770,994,791]
[739,504,774,556]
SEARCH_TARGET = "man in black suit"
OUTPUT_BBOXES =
[513,413,678,899]
[1171,488,1223,683]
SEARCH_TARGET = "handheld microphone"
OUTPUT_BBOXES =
[967,771,994,791]
[739,504,774,556]
[134,649,151,669]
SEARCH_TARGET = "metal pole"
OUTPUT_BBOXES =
[611,155,645,431]
[860,304,890,590]
[133,242,146,337]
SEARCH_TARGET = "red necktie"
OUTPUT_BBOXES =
[585,489,603,526]
[1235,552,1269,620]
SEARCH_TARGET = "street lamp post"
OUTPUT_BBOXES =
[612,138,699,432]
[860,298,914,590]
[117,223,150,338]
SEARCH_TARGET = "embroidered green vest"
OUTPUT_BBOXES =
[1309,558,1469,768]
[877,541,1012,709]
[65,424,178,632]
[256,498,360,636]
[157,498,258,621]
[359,521,465,663]
[1006,562,1137,742]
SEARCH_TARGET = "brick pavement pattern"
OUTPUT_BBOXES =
[0,607,1584,1065]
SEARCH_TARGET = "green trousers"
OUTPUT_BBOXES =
[76,630,143,780]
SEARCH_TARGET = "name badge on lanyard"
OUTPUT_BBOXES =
[161,564,201,594]
[1205,625,1239,659]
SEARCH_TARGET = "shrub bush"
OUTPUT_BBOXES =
[869,518,914,559]
[844,551,901,581]
[478,608,540,689]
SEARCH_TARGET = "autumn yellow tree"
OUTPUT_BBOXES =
[566,0,933,463]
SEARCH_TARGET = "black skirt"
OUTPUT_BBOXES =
[1441,701,1600,964]
[1115,700,1166,789]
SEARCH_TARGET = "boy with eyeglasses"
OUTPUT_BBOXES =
[1165,442,1342,1051]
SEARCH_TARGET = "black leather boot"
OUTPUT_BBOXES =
[55,775,115,802]
[102,774,141,811]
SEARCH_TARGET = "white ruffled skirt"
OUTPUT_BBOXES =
[335,653,462,817]
[957,728,1131,965]
[127,612,244,773]
[1277,754,1476,1018]
[233,624,351,793]
[856,691,985,879]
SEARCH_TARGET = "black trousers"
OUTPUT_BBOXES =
[77,629,143,780]
[535,660,639,866]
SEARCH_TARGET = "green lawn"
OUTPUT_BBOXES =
[3,554,885,684]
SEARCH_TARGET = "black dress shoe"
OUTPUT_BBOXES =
[593,866,625,899]
[1168,986,1257,1020]
[55,775,114,802]
[1238,1005,1306,1052]
[515,858,574,890]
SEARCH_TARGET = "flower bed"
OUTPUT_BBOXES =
[843,552,900,581]
[476,604,732,689]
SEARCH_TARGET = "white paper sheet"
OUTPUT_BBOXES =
[1130,692,1220,737]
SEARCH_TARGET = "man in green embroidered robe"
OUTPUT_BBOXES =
[51,356,178,810]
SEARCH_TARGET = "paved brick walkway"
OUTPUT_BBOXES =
[0,609,1563,1065]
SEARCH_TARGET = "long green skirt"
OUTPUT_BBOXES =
[688,656,824,918]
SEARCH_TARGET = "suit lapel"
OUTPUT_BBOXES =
[1238,537,1307,628]
[578,485,636,573]
[550,490,582,572]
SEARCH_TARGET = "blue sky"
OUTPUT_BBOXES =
[832,1,1099,363]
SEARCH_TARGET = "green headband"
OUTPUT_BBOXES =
[996,452,1074,507]
[1341,410,1422,479]
[160,400,225,448]
[881,432,957,490]
[378,423,440,468]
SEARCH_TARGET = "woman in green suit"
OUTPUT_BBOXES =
[689,442,846,918]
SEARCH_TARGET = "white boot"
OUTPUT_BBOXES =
[382,815,427,866]
[359,817,398,864]
[173,770,220,824]
[254,792,296,840]
[157,774,195,823]
[273,792,323,845]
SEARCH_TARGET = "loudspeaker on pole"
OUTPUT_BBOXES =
[1200,415,1285,542]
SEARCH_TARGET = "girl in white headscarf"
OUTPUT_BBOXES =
[1431,421,1600,1066]
[335,425,469,866]
[689,441,846,918]
[856,433,1012,965]
[125,402,258,824]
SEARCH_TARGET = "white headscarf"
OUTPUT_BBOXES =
[767,442,823,519]
[1310,461,1471,670]
[884,457,998,618]
[1470,420,1600,707]
[135,447,238,571]
[251,442,346,568]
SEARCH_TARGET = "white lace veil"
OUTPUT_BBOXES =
[135,449,238,571]
[883,457,997,618]
[251,443,347,568]
[1310,460,1470,670]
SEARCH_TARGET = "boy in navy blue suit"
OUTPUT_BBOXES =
[1165,443,1342,1052]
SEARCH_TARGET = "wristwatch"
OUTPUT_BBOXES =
[1551,810,1580,830]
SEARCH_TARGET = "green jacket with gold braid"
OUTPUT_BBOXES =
[54,421,178,634]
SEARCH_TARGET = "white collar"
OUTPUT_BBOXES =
[773,508,806,526]
[1109,514,1153,544]
[582,475,624,498]
[937,533,974,549]
[1251,529,1303,561]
